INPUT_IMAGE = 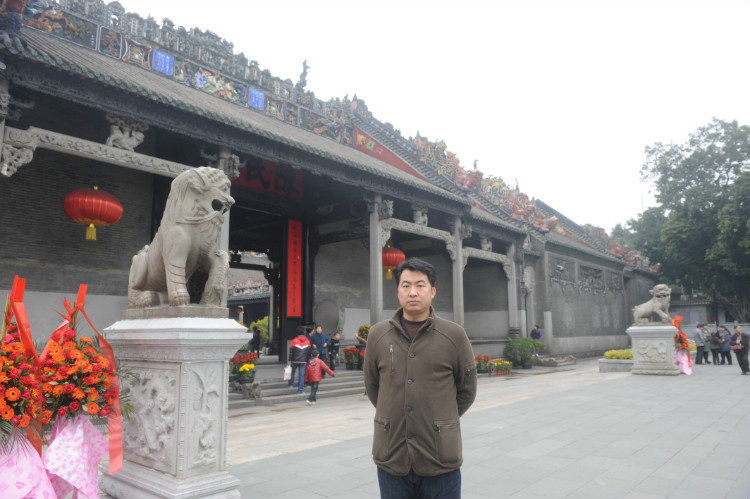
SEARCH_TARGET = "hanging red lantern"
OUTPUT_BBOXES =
[382,246,406,280]
[63,186,123,241]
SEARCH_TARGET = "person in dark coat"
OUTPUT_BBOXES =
[730,325,750,375]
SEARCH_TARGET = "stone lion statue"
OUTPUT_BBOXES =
[632,284,672,325]
[128,167,235,309]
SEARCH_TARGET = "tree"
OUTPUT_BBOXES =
[637,118,750,321]
[250,316,269,343]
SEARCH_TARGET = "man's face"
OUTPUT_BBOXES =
[736,326,741,334]
[397,269,436,321]
[316,327,322,334]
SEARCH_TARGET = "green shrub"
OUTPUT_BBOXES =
[604,348,633,360]
[249,316,269,342]
[503,338,545,366]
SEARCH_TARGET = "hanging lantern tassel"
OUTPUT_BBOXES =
[63,186,123,241]
[382,246,406,280]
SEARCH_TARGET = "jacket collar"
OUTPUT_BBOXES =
[389,307,435,335]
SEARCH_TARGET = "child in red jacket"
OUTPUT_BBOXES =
[304,349,335,405]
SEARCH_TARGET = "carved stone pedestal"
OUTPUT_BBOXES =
[626,325,680,375]
[99,316,247,498]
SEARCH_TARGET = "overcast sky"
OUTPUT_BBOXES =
[121,0,750,232]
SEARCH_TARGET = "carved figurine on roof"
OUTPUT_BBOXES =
[0,0,28,50]
[455,160,483,192]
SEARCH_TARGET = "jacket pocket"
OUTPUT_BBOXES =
[373,416,391,461]
[433,419,461,466]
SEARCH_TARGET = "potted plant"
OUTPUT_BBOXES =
[230,351,258,381]
[475,354,491,373]
[343,347,360,370]
[492,359,513,375]
[238,362,256,383]
[504,338,545,368]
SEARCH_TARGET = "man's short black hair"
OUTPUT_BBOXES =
[394,257,436,287]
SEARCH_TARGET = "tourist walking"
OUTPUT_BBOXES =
[708,328,722,365]
[693,323,707,364]
[718,325,733,365]
[730,325,749,375]
[288,326,312,394]
[304,349,335,405]
[364,258,477,499]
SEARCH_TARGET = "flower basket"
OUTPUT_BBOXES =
[475,354,491,373]
[238,371,255,383]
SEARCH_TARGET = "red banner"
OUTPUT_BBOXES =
[353,127,429,181]
[286,220,303,317]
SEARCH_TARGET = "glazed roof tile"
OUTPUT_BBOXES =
[6,28,471,207]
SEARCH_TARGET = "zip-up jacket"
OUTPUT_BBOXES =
[363,307,477,477]
[288,335,312,364]
[305,357,335,382]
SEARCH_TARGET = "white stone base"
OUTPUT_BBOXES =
[626,325,680,375]
[100,461,240,499]
[598,359,633,372]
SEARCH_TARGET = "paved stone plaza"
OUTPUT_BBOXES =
[225,358,749,499]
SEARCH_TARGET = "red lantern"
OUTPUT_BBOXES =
[63,186,123,240]
[382,246,406,280]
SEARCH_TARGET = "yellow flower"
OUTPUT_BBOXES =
[239,363,254,372]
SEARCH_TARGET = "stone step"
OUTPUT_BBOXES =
[228,369,365,415]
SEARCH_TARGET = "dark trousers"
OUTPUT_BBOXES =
[377,468,461,499]
[721,350,733,365]
[711,349,721,364]
[703,349,710,363]
[328,352,337,371]
[308,381,319,402]
[695,345,705,364]
[735,349,749,373]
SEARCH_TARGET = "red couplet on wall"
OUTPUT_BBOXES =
[286,219,303,317]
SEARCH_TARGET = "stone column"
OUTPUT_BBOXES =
[99,312,248,498]
[369,194,383,325]
[451,216,465,326]
[507,243,521,338]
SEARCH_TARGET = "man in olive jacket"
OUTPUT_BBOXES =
[364,258,477,499]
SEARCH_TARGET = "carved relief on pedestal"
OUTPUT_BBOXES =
[635,339,668,363]
[186,362,222,472]
[105,113,149,151]
[121,365,178,474]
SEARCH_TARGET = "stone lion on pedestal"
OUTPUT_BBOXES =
[128,167,235,309]
[632,284,672,325]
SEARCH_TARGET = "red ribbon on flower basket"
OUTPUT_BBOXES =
[39,284,123,475]
[3,275,44,456]
[672,315,692,368]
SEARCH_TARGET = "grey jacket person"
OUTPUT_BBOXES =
[693,327,705,347]
[363,307,477,477]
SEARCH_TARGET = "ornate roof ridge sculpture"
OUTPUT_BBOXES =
[8,0,655,272]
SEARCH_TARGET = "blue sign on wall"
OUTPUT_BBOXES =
[153,50,174,76]
[248,88,265,110]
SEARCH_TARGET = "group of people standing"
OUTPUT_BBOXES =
[693,323,750,375]
[287,324,341,404]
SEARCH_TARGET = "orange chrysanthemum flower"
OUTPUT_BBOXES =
[87,389,99,401]
[80,337,93,344]
[52,385,64,397]
[5,387,21,401]
[41,410,52,424]
[0,406,14,420]
[0,371,8,383]
[18,414,30,428]
[71,388,85,400]
[62,341,76,351]
[86,402,99,415]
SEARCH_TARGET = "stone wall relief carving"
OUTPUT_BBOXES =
[105,113,149,151]
[549,257,575,289]
[578,266,605,295]
[0,144,33,178]
[607,270,623,292]
[200,146,242,181]
[635,339,668,363]
[120,365,178,473]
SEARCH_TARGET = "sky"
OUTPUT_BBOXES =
[121,0,750,232]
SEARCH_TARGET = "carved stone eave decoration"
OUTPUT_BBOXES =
[378,198,394,220]
[0,125,191,178]
[380,217,455,260]
[411,204,428,226]
[105,113,149,151]
[462,247,512,277]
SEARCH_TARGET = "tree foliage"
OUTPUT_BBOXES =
[632,118,750,321]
